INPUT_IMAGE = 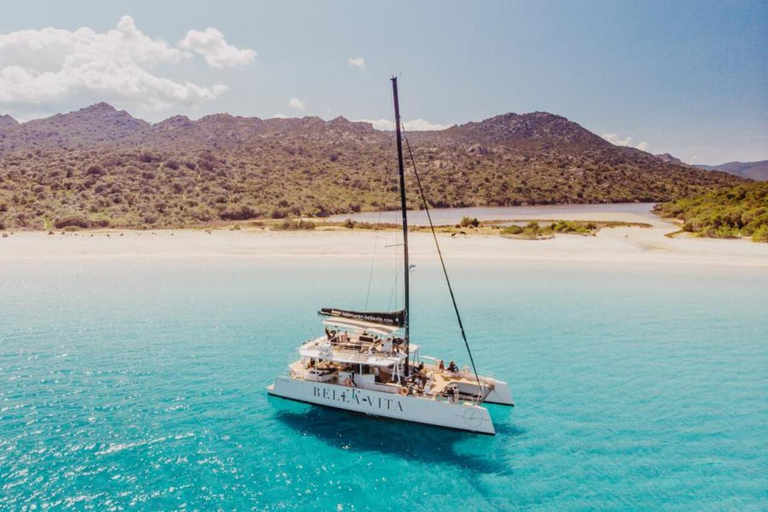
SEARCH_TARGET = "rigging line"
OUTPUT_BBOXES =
[363,207,384,311]
[387,262,398,311]
[366,88,399,312]
[403,134,482,389]
[366,130,397,310]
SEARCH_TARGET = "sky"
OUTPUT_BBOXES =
[0,0,766,164]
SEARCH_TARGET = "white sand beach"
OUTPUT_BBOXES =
[1,206,766,268]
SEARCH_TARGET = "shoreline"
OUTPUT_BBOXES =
[2,204,765,268]
[2,224,767,268]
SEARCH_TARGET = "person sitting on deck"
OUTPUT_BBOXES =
[438,360,445,371]
[448,360,459,373]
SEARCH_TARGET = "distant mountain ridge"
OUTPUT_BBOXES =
[649,151,767,182]
[0,104,380,152]
[0,103,745,230]
[696,161,768,181]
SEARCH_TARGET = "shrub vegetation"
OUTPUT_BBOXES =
[273,219,316,231]
[654,182,768,242]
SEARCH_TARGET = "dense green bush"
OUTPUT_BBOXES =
[500,224,523,235]
[273,219,316,231]
[655,182,768,243]
[220,205,260,221]
[54,216,90,229]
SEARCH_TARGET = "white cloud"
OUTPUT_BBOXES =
[273,113,288,119]
[602,133,632,146]
[356,118,451,131]
[404,119,451,131]
[348,57,365,69]
[360,118,395,130]
[0,15,254,112]
[179,28,256,68]
[602,133,649,152]
[289,97,306,110]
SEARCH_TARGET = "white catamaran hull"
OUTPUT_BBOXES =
[268,377,496,435]
[484,379,514,406]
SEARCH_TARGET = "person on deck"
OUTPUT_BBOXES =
[448,360,458,373]
[438,360,445,371]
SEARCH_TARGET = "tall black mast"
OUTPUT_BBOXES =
[391,77,410,377]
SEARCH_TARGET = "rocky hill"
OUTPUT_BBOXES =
[0,103,745,230]
[655,153,687,165]
[0,114,18,132]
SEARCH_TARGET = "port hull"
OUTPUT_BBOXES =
[268,377,495,435]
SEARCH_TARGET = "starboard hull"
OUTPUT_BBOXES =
[484,379,514,406]
[268,377,496,435]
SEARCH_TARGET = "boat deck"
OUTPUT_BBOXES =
[425,370,475,396]
[288,358,489,404]
[298,336,420,367]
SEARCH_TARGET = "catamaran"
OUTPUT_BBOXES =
[267,78,514,435]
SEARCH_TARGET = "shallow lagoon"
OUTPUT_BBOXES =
[327,202,659,226]
[1,255,766,510]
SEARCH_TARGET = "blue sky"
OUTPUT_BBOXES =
[1,0,766,164]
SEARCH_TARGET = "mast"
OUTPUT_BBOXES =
[391,77,410,377]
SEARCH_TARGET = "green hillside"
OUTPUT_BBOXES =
[0,104,745,231]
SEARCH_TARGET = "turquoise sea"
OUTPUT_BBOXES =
[1,254,767,510]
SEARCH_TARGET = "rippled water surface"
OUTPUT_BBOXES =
[1,256,767,510]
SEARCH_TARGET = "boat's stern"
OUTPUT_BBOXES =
[485,379,514,406]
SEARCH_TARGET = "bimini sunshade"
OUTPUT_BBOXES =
[322,317,399,335]
[318,308,405,328]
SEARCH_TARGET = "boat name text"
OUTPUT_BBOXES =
[313,386,404,412]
